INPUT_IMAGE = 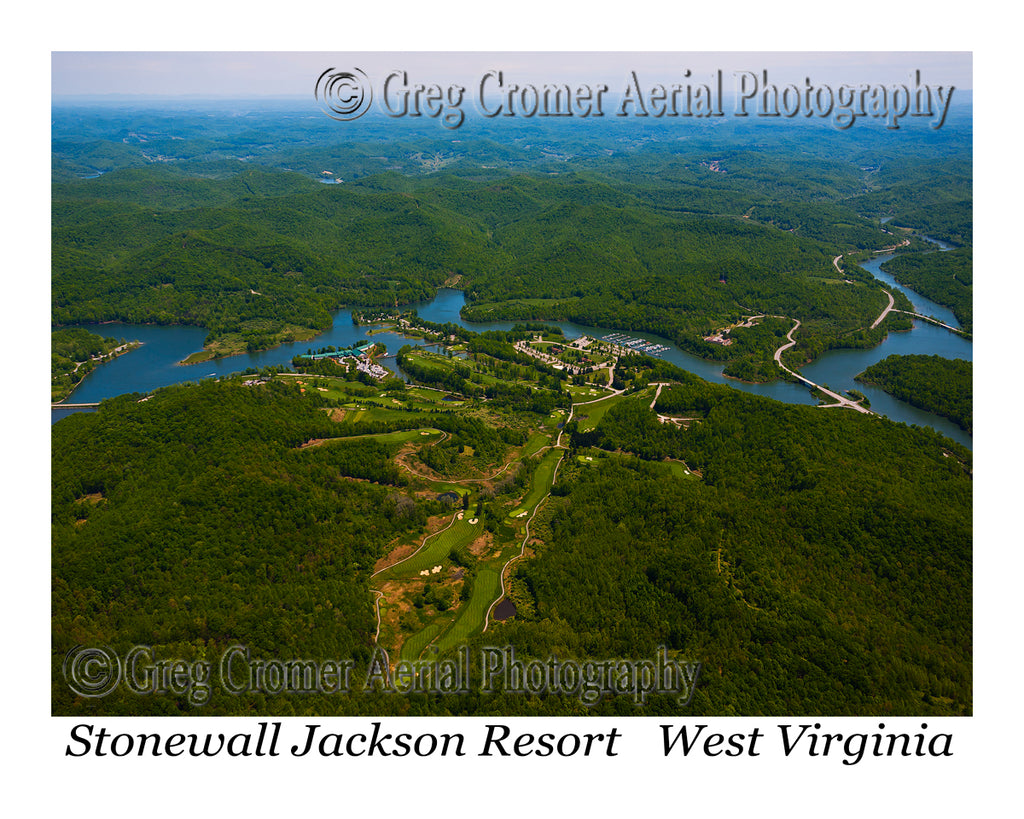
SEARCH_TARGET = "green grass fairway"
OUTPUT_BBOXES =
[433,568,501,655]
[302,427,442,448]
[521,431,551,458]
[341,407,432,424]
[377,516,482,580]
[297,380,375,403]
[566,383,612,401]
[400,622,443,662]
[359,428,442,444]
[427,482,471,497]
[343,428,443,445]
[403,351,452,371]
[574,394,625,431]
[509,448,561,518]
[577,449,697,480]
[657,460,695,479]
[404,387,452,404]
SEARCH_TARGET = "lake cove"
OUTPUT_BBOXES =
[53,282,971,448]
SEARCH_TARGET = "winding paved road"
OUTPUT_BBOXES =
[871,289,896,329]
[773,318,873,414]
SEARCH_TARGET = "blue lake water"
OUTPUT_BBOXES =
[799,248,971,446]
[52,267,973,448]
[870,237,961,327]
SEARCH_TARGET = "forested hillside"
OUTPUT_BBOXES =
[53,354,971,716]
[856,354,972,432]
[881,247,973,332]
[53,107,971,379]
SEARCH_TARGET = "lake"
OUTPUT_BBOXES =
[52,268,973,448]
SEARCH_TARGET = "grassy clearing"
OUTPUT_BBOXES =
[404,387,451,404]
[427,482,472,497]
[509,448,561,518]
[655,460,695,479]
[433,568,501,655]
[400,622,443,662]
[316,386,355,402]
[566,383,613,401]
[341,407,432,425]
[311,428,442,447]
[521,431,552,458]
[183,323,319,363]
[468,369,504,385]
[180,349,217,365]
[574,393,626,432]
[403,350,451,371]
[347,428,441,445]
[377,517,482,580]
[579,449,698,480]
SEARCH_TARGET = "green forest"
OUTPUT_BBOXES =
[53,340,972,716]
[856,354,972,432]
[52,165,890,378]
[880,247,973,332]
[52,106,971,381]
[51,327,136,402]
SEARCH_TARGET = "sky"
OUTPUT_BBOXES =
[51,51,972,99]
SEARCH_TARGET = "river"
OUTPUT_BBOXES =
[52,260,972,448]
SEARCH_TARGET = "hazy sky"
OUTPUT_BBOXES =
[52,51,972,99]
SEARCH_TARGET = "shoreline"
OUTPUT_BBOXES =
[52,340,142,404]
[176,325,325,366]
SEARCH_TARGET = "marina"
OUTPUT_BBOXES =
[600,333,670,355]
[51,283,972,449]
